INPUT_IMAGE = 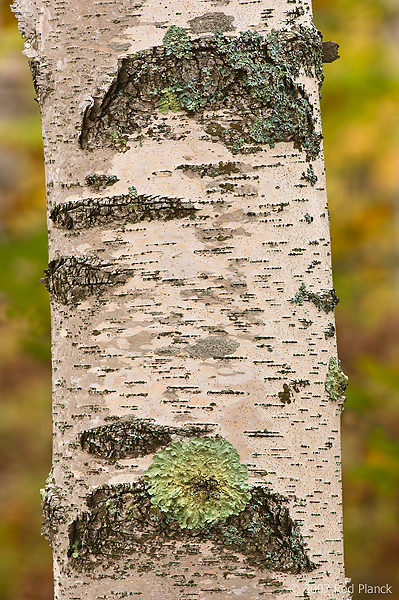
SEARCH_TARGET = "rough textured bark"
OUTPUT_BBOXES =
[13,0,350,598]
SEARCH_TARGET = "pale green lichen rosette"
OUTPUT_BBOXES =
[144,437,251,529]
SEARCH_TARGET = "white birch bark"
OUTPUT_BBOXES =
[13,0,350,598]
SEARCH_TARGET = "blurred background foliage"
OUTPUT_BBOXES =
[0,0,398,598]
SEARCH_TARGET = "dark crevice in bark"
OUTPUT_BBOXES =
[68,481,316,574]
[49,194,197,230]
[80,417,214,461]
[40,256,132,304]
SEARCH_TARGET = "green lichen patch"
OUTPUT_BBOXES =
[69,480,315,574]
[145,438,250,528]
[49,194,197,230]
[176,161,241,178]
[80,417,212,461]
[80,27,323,160]
[85,173,119,192]
[300,165,318,186]
[163,25,193,59]
[186,336,239,359]
[325,357,348,401]
[290,283,339,313]
[40,256,131,305]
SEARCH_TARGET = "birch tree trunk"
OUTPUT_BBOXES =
[13,0,350,598]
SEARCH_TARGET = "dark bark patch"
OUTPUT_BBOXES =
[278,383,292,404]
[84,173,119,192]
[80,417,212,461]
[79,27,323,160]
[290,283,339,314]
[324,322,336,339]
[40,256,131,305]
[278,379,310,405]
[49,194,197,230]
[41,476,66,543]
[69,481,315,574]
[28,58,53,103]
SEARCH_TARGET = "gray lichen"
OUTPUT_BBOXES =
[325,357,348,401]
[69,480,315,574]
[188,12,235,34]
[176,161,240,178]
[40,256,131,304]
[80,417,212,461]
[80,26,323,160]
[256,25,324,83]
[50,194,196,230]
[186,336,239,358]
[290,283,339,313]
[154,346,181,356]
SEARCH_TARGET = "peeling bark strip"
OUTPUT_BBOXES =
[322,41,340,63]
[80,417,213,461]
[41,257,131,304]
[80,26,323,160]
[49,194,197,230]
[69,482,315,575]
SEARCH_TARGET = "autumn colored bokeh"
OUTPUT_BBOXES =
[0,0,398,598]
